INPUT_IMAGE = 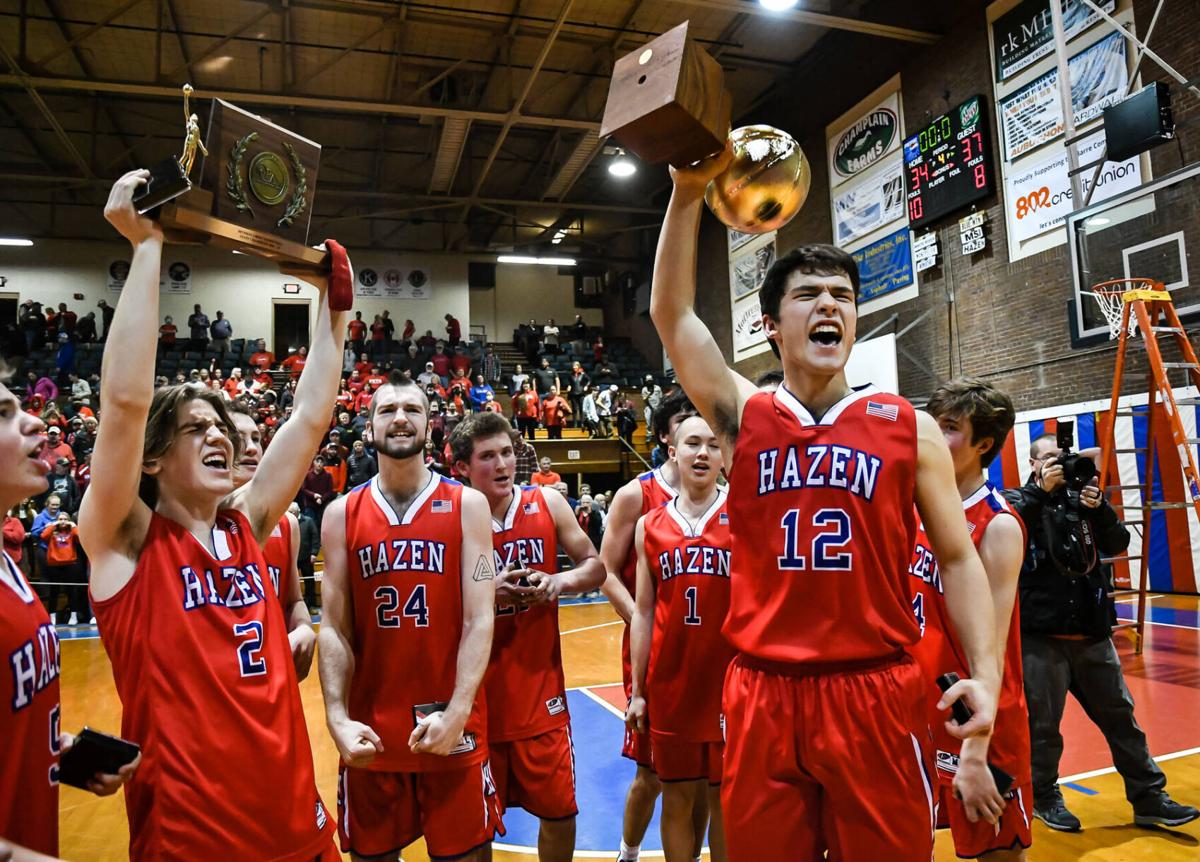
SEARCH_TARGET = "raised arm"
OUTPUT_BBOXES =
[79,172,162,599]
[650,147,757,443]
[597,479,641,623]
[536,485,606,596]
[317,497,383,766]
[233,252,350,543]
[914,411,999,739]
[281,511,316,680]
[409,487,495,757]
[625,516,653,733]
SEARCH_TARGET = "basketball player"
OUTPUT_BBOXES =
[228,401,317,679]
[650,149,1000,860]
[318,375,500,862]
[626,415,732,862]
[598,391,709,862]
[450,412,606,862]
[910,379,1030,860]
[80,172,345,861]
[0,372,138,861]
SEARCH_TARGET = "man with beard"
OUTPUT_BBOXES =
[318,374,501,861]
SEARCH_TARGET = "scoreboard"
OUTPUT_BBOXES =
[903,95,993,231]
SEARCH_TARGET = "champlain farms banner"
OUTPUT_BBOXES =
[992,0,1115,82]
[998,30,1127,161]
[826,91,901,189]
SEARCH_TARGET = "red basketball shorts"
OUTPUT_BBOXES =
[722,652,936,862]
[490,725,578,820]
[622,723,654,769]
[337,761,504,859]
[938,781,1033,858]
[651,733,724,784]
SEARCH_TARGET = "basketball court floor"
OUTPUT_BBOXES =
[53,592,1200,861]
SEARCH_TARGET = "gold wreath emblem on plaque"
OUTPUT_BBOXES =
[227,134,309,227]
[248,151,290,205]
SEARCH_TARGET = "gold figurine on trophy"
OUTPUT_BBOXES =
[133,82,207,212]
[178,84,208,178]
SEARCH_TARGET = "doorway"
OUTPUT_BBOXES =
[0,295,17,327]
[273,300,310,359]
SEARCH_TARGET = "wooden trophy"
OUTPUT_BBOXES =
[599,21,731,167]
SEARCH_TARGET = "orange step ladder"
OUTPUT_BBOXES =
[1090,278,1200,654]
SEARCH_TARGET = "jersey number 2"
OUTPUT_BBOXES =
[778,508,853,571]
[234,621,267,677]
[375,585,430,628]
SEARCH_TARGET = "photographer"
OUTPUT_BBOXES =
[1003,431,1197,832]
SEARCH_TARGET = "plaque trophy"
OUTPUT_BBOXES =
[600,21,810,235]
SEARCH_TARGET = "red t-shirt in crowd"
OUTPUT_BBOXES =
[249,351,275,370]
[281,354,306,378]
[347,319,367,342]
[159,324,177,345]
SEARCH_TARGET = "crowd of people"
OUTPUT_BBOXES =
[4,165,1196,862]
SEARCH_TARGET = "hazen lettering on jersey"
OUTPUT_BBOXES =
[494,537,545,571]
[657,545,731,581]
[179,564,268,610]
[357,539,447,577]
[9,622,60,711]
[756,443,882,499]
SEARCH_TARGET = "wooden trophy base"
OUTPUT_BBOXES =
[158,189,329,272]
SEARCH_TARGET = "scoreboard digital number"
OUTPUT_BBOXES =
[903,95,993,231]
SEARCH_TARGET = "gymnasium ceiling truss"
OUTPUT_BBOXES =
[0,0,943,255]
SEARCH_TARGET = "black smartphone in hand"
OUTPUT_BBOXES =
[59,727,140,789]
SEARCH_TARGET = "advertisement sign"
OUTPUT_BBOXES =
[912,230,939,272]
[852,227,915,303]
[106,259,130,293]
[827,91,901,188]
[959,211,987,254]
[161,260,192,294]
[992,0,1115,81]
[729,233,776,300]
[731,290,769,359]
[1005,131,1143,243]
[833,161,906,246]
[355,264,433,299]
[999,31,1127,161]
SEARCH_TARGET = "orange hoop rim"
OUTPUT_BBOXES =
[1090,277,1166,298]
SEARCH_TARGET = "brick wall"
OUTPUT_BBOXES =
[689,0,1198,411]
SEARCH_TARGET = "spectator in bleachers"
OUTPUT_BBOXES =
[592,335,604,363]
[450,346,473,379]
[616,393,638,447]
[325,429,349,460]
[568,314,588,351]
[249,338,275,370]
[159,315,178,351]
[597,384,617,439]
[39,426,74,470]
[347,311,367,355]
[30,493,61,582]
[187,303,209,352]
[481,345,502,386]
[592,355,619,387]
[513,382,540,440]
[533,356,559,397]
[76,311,98,343]
[469,375,494,413]
[346,368,365,394]
[42,510,86,624]
[333,411,358,445]
[531,457,561,488]
[20,300,46,351]
[25,371,57,406]
[425,382,446,413]
[430,343,451,383]
[418,361,438,388]
[443,401,463,440]
[565,361,589,424]
[67,372,91,410]
[364,367,386,391]
[354,353,374,376]
[513,433,539,485]
[444,312,462,347]
[509,363,529,396]
[400,344,423,377]
[55,332,76,381]
[210,310,233,361]
[69,415,97,461]
[97,298,114,341]
[354,382,374,414]
[541,386,571,439]
[321,443,347,494]
[292,501,320,609]
[224,368,245,399]
[576,494,604,549]
[401,318,415,343]
[580,385,600,438]
[447,380,467,416]
[417,328,437,350]
[40,402,65,431]
[297,455,334,527]
[3,508,25,569]
[42,456,80,515]
[369,314,387,361]
[542,317,560,354]
[351,404,370,439]
[381,309,395,348]
[346,439,377,487]
[58,302,77,336]
[342,343,356,375]
[641,375,662,442]
[281,345,308,379]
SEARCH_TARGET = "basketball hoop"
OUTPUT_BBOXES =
[1084,278,1165,340]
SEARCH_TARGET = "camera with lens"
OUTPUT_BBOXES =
[1055,420,1097,493]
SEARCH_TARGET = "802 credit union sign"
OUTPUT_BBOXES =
[834,108,898,180]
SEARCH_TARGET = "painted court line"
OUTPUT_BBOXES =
[1062,746,1200,784]
[578,685,626,720]
[493,844,664,858]
[560,619,624,636]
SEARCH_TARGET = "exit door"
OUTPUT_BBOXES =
[273,301,310,359]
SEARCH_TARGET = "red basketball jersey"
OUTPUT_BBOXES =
[92,510,332,862]
[724,386,921,663]
[341,472,486,772]
[263,514,292,598]
[908,482,1031,786]
[486,485,568,742]
[620,467,678,696]
[1,552,60,855]
[643,490,733,741]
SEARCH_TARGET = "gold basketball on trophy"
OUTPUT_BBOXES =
[704,125,810,234]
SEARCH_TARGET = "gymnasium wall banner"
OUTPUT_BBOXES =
[728,229,776,362]
[160,260,192,294]
[992,0,1116,82]
[1005,130,1143,243]
[106,259,130,292]
[998,31,1128,161]
[826,90,901,189]
[354,264,433,299]
[832,159,906,247]
[850,226,915,304]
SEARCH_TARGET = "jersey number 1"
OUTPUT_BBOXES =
[683,585,701,626]
[778,507,853,571]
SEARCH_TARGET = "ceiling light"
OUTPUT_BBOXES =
[0,238,33,246]
[497,255,575,266]
[759,0,799,10]
[608,157,637,178]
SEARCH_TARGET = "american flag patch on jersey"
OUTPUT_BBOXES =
[431,499,453,513]
[523,501,540,515]
[966,521,977,534]
[866,400,899,421]
[719,513,729,524]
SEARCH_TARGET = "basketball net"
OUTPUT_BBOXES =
[1086,278,1164,340]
